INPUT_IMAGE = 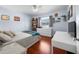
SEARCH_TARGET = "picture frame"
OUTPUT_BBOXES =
[54,13,58,17]
[14,16,20,21]
[68,5,73,20]
[70,5,73,17]
[1,15,9,21]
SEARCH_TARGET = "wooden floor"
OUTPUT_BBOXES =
[27,35,52,54]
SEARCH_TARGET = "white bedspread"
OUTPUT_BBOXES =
[2,32,32,47]
[0,32,39,54]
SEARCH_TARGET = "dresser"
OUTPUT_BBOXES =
[37,27,53,37]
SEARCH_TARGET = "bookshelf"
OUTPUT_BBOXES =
[32,17,38,31]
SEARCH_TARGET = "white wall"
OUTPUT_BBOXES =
[53,21,68,32]
[37,7,68,32]
[76,5,79,39]
[0,6,32,32]
[52,10,68,32]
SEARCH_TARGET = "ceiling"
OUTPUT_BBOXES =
[0,5,68,16]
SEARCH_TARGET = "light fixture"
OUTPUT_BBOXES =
[32,5,38,12]
[32,5,41,12]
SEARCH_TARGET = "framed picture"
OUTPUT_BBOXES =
[14,16,20,21]
[1,15,9,20]
[54,13,58,17]
[70,5,73,17]
[68,5,73,20]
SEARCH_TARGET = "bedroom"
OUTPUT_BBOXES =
[0,5,69,54]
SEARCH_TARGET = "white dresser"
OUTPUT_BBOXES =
[37,27,53,37]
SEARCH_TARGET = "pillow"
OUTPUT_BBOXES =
[0,33,12,42]
[32,32,40,36]
[3,31,14,38]
[9,31,16,36]
[0,29,3,33]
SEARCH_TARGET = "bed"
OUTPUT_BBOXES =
[0,32,39,54]
[1,32,39,48]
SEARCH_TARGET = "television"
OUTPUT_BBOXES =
[68,21,76,38]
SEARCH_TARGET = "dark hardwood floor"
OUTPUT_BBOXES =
[52,47,67,54]
[27,35,52,54]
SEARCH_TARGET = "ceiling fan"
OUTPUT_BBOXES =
[32,5,41,12]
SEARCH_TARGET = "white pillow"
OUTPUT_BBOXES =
[0,33,12,42]
[0,29,3,33]
[9,31,16,36]
[3,31,14,38]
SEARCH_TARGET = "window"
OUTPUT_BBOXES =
[40,16,49,28]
